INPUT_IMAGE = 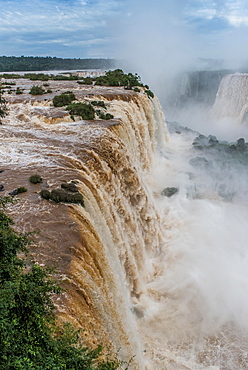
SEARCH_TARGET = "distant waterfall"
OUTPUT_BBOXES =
[211,73,248,124]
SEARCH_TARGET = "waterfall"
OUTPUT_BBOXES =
[1,88,167,369]
[2,79,248,369]
[211,73,248,124]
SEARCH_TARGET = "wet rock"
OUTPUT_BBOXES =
[189,156,210,168]
[9,189,19,196]
[208,135,219,146]
[236,138,246,152]
[9,187,27,196]
[193,134,219,149]
[161,187,179,197]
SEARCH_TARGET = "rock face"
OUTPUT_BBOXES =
[0,78,167,369]
[161,187,178,197]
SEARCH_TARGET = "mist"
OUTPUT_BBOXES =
[111,1,248,367]
[114,0,248,140]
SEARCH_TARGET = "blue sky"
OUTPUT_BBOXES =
[0,0,248,60]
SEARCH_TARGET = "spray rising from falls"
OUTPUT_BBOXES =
[2,77,248,369]
[211,73,248,125]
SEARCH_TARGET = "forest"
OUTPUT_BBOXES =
[0,56,115,72]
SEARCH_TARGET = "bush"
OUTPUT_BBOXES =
[66,102,95,120]
[17,187,27,194]
[29,85,45,95]
[61,182,78,193]
[16,87,23,95]
[40,189,50,200]
[53,92,76,107]
[96,110,114,120]
[133,87,140,93]
[0,206,122,369]
[77,77,93,85]
[145,89,154,99]
[91,100,107,109]
[29,174,43,184]
[40,186,84,206]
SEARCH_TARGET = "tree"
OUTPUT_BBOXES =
[0,198,123,369]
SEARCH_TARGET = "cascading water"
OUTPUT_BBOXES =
[2,76,248,369]
[211,73,248,125]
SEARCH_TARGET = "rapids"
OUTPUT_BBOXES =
[1,76,248,369]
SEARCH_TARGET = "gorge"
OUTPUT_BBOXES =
[1,72,248,369]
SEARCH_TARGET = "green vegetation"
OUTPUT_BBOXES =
[95,110,114,120]
[16,187,27,194]
[29,174,43,184]
[66,102,95,120]
[29,85,45,95]
[0,91,7,122]
[15,87,23,95]
[78,69,143,88]
[0,56,115,72]
[91,100,107,109]
[53,92,76,107]
[40,182,84,206]
[145,89,154,99]
[77,77,93,85]
[0,198,123,369]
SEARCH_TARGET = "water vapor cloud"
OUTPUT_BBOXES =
[115,0,248,96]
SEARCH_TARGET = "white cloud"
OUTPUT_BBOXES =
[0,0,125,57]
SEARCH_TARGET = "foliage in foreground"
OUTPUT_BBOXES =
[0,198,122,369]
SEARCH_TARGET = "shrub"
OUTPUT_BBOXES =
[133,87,140,93]
[17,187,27,193]
[29,85,45,95]
[0,206,122,369]
[15,87,23,95]
[61,182,78,193]
[46,89,52,93]
[53,92,76,107]
[29,174,43,184]
[40,186,84,206]
[145,89,154,99]
[66,102,95,120]
[96,110,114,120]
[39,189,50,200]
[91,100,107,109]
[77,77,93,85]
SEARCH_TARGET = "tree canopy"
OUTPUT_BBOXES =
[0,56,115,72]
